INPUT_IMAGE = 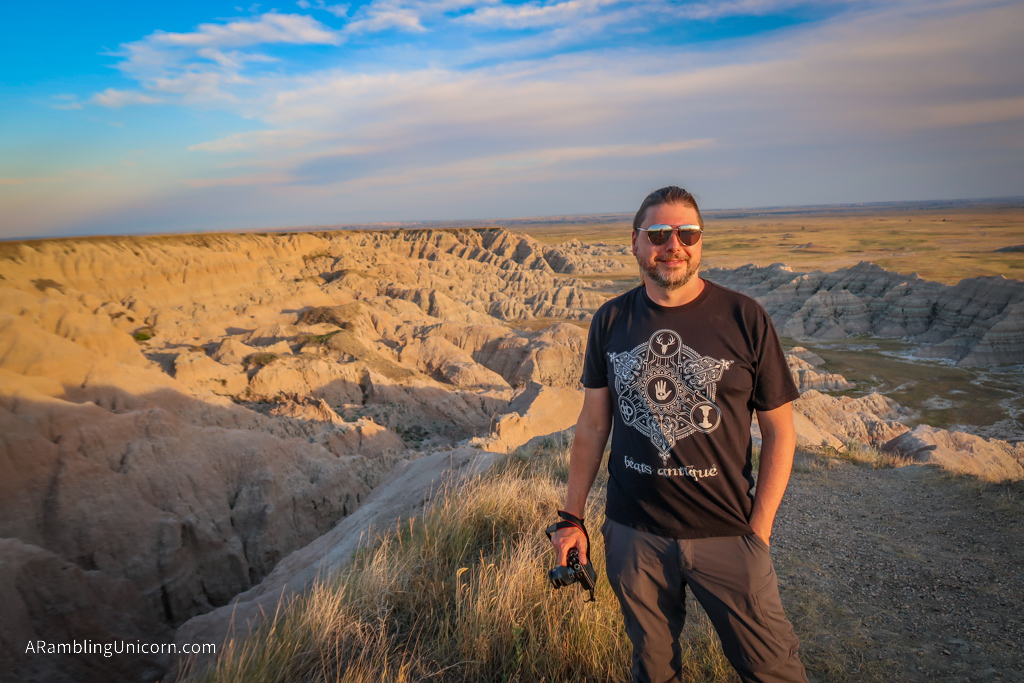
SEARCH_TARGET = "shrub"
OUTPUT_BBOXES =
[302,250,333,263]
[244,353,279,368]
[31,278,66,294]
[296,330,341,345]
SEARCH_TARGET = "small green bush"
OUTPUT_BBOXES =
[302,250,332,263]
[244,353,279,368]
[296,330,341,345]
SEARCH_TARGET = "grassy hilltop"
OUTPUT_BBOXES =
[179,440,735,683]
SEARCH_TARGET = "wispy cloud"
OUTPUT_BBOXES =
[145,12,340,49]
[96,12,342,105]
[91,88,164,108]
[297,0,350,17]
[461,0,629,28]
[184,171,295,187]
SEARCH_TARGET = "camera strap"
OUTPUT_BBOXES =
[545,510,595,602]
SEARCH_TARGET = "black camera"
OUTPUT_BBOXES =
[548,547,597,596]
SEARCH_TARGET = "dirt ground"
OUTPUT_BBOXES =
[769,453,1024,682]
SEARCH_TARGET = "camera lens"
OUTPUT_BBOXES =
[548,564,579,588]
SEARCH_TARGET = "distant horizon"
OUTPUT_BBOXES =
[4,195,1023,244]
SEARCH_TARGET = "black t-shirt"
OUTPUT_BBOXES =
[582,281,799,539]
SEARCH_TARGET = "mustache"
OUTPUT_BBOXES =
[655,254,689,262]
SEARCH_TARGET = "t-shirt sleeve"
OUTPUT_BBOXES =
[581,305,609,388]
[750,310,800,411]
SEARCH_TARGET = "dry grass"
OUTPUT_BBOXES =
[793,442,912,473]
[518,205,1024,285]
[837,440,914,469]
[179,442,736,683]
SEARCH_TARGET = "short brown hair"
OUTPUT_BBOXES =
[632,186,704,232]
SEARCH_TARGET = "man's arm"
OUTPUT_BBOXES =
[749,401,797,546]
[552,386,612,566]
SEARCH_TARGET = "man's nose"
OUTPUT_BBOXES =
[664,230,689,248]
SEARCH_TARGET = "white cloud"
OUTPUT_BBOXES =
[189,129,332,152]
[146,12,340,49]
[461,0,622,28]
[298,0,350,17]
[90,12,343,106]
[91,89,164,108]
[343,8,427,33]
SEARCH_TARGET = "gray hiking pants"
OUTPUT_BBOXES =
[602,518,808,683]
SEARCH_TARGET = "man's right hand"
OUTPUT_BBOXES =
[551,525,589,566]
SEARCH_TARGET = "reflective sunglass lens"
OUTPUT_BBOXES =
[644,226,701,246]
[648,229,671,245]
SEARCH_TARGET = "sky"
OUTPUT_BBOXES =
[1,0,1022,239]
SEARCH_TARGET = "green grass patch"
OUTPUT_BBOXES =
[793,338,1017,429]
[296,330,342,345]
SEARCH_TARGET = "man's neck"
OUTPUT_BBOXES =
[644,276,706,307]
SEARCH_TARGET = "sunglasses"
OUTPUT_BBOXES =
[636,224,703,246]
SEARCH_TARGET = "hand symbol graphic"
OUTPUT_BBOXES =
[654,380,671,401]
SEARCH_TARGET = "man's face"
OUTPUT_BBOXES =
[632,202,702,291]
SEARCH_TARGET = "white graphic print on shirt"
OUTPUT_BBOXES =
[609,329,733,464]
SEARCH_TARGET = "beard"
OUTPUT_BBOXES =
[638,251,700,290]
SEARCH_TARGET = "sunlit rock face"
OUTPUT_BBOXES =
[785,348,855,393]
[706,262,1024,366]
[0,228,609,682]
[883,425,1024,481]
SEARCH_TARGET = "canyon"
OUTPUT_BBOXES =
[1,227,1021,682]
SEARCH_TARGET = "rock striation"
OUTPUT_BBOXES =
[785,347,855,393]
[171,447,498,677]
[789,390,911,450]
[706,262,1024,366]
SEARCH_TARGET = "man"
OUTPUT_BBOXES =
[552,186,808,683]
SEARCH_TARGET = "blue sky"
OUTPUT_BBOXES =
[2,0,1022,239]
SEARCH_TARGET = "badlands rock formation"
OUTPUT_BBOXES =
[0,228,604,683]
[173,446,497,674]
[883,425,1024,481]
[789,390,910,450]
[786,346,855,393]
[2,227,1020,682]
[706,262,1024,366]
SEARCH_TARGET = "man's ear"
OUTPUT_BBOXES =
[631,229,638,256]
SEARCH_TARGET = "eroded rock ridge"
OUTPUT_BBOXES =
[706,261,1024,366]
